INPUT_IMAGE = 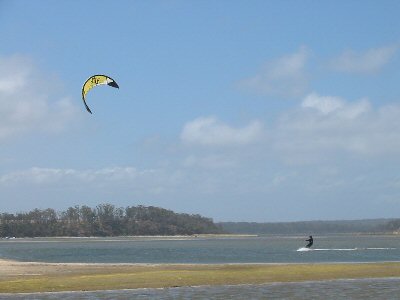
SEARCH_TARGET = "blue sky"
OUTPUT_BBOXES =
[1,1,400,221]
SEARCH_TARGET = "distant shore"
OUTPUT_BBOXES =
[0,234,259,240]
[1,259,400,293]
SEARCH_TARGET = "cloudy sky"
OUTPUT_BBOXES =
[1,1,400,221]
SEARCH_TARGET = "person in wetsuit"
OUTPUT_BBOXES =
[305,235,313,248]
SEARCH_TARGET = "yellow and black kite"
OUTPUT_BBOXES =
[82,75,119,114]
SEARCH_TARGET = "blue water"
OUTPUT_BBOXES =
[0,235,399,264]
[2,278,400,299]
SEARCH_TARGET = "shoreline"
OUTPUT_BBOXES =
[1,259,400,293]
[1,234,259,239]
[0,234,259,243]
[2,258,400,265]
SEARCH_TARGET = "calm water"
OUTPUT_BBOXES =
[1,278,400,299]
[0,235,399,264]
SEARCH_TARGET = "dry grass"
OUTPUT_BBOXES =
[1,259,400,293]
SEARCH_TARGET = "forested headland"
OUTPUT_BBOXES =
[0,204,223,237]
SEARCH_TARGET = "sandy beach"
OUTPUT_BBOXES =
[1,259,400,293]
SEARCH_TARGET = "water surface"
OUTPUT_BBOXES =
[0,235,399,264]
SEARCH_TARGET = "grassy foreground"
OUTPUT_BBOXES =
[1,260,400,293]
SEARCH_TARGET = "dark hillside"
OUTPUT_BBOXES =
[219,219,397,235]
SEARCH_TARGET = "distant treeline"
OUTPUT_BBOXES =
[219,219,400,235]
[384,219,400,233]
[0,204,223,237]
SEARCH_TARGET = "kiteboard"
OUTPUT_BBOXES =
[297,247,313,252]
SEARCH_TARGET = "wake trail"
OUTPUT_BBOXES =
[297,248,357,252]
[297,247,396,252]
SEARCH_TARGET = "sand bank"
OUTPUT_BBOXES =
[1,259,400,293]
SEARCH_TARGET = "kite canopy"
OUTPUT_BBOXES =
[82,75,119,114]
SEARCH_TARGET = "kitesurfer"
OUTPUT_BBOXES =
[305,235,313,248]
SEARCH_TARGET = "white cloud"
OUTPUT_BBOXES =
[0,55,31,94]
[301,92,371,118]
[180,116,264,146]
[179,93,400,167]
[238,47,309,97]
[273,93,400,163]
[0,167,141,185]
[182,154,237,169]
[329,45,398,73]
[0,55,79,141]
[0,166,190,202]
[301,93,345,114]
